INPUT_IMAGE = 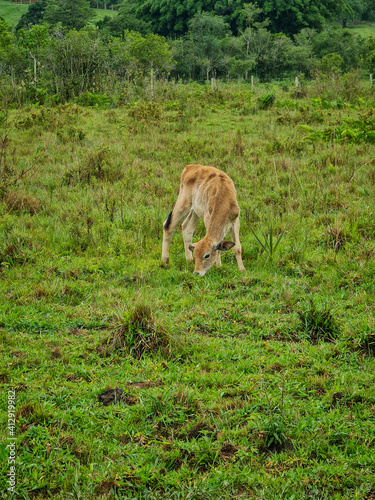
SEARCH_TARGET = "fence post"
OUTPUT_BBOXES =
[295,76,299,88]
[370,74,373,87]
[251,75,254,91]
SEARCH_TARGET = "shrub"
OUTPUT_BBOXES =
[128,102,161,122]
[258,92,276,110]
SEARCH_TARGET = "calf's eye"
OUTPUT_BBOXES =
[204,253,210,259]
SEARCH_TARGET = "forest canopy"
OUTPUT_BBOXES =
[1,0,375,105]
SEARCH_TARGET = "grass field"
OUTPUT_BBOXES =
[0,1,117,28]
[0,0,28,27]
[0,77,375,498]
[348,22,375,36]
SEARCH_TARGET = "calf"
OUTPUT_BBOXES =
[162,164,245,276]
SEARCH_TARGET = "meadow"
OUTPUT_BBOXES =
[0,0,28,27]
[1,76,375,499]
[0,1,116,27]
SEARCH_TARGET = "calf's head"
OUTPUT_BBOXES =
[189,238,235,276]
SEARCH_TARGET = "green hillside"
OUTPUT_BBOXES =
[0,0,116,28]
[0,0,28,28]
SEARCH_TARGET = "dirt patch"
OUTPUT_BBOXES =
[29,486,60,499]
[68,328,84,336]
[222,389,250,400]
[95,479,119,496]
[315,387,326,395]
[16,403,37,419]
[169,458,183,470]
[365,488,375,499]
[51,347,62,358]
[122,393,139,406]
[98,387,138,406]
[60,435,75,447]
[220,442,238,460]
[331,392,367,407]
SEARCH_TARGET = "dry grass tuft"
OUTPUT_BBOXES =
[4,190,42,215]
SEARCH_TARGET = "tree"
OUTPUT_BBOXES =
[186,13,230,80]
[256,0,344,34]
[97,3,152,37]
[115,0,345,37]
[44,0,94,31]
[17,25,49,86]
[15,0,48,31]
[43,26,109,98]
[235,3,265,79]
[361,0,375,21]
[312,27,363,71]
[127,32,173,100]
[361,33,375,72]
[89,0,121,8]
[319,53,345,75]
[0,19,24,95]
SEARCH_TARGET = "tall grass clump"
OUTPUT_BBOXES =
[251,224,285,264]
[298,299,341,342]
[99,304,171,359]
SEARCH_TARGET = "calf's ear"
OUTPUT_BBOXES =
[189,244,195,251]
[214,241,235,252]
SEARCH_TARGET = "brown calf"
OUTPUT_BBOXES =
[162,165,245,276]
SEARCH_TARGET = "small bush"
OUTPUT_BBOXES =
[14,105,83,131]
[258,92,276,110]
[56,126,86,144]
[128,102,161,122]
[259,415,288,452]
[298,300,340,342]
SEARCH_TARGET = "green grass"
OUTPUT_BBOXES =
[91,6,117,22]
[0,1,117,28]
[1,79,375,498]
[348,22,375,36]
[0,0,28,27]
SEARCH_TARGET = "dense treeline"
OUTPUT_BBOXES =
[1,0,375,105]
